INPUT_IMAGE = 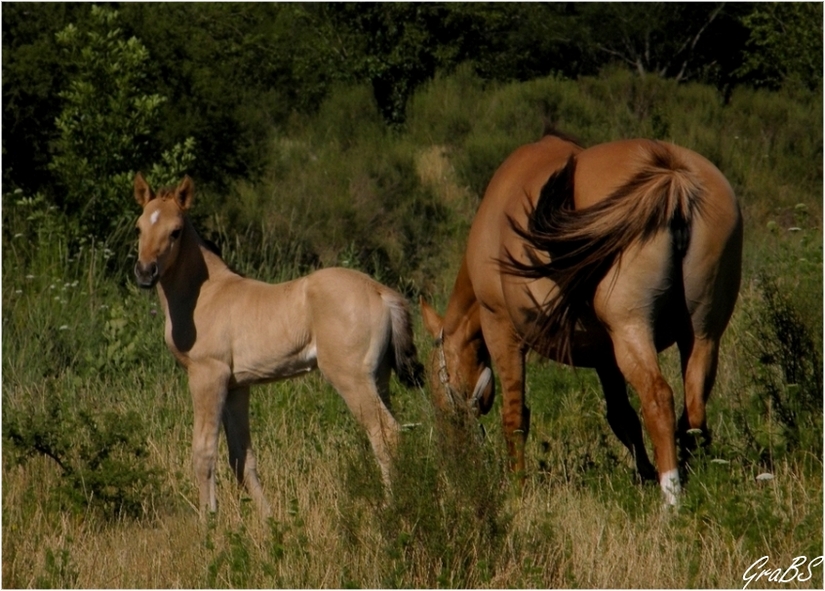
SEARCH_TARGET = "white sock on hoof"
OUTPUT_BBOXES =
[660,468,681,506]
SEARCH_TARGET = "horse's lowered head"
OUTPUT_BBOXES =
[133,172,194,289]
[420,297,495,418]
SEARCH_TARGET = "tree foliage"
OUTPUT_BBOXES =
[737,2,823,91]
[47,6,195,241]
[2,1,821,236]
[575,3,741,81]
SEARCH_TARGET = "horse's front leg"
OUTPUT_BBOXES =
[188,362,229,514]
[223,386,271,516]
[481,309,529,477]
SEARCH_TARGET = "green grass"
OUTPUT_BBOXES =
[3,70,822,587]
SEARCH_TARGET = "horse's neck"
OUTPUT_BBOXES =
[443,255,484,347]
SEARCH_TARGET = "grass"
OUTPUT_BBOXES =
[2,70,822,587]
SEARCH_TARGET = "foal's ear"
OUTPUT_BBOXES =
[420,296,443,339]
[174,175,195,211]
[134,172,154,207]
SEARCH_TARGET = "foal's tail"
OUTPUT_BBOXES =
[505,141,705,362]
[381,291,425,388]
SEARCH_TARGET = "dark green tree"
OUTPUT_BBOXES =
[323,3,590,124]
[736,2,823,90]
[574,3,748,83]
[2,3,86,194]
[49,6,195,241]
[117,3,298,187]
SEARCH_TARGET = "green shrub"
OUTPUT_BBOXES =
[3,387,163,520]
[204,84,454,290]
[49,6,195,244]
[339,416,510,588]
[741,274,823,459]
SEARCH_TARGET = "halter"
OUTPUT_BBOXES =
[434,329,482,415]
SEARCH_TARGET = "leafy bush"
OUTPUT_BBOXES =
[49,6,195,243]
[339,416,510,588]
[205,84,453,290]
[741,275,823,459]
[737,3,823,91]
[3,389,163,520]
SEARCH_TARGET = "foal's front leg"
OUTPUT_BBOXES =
[223,386,271,516]
[188,363,229,514]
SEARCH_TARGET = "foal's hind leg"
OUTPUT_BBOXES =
[322,364,400,487]
[223,386,271,516]
[596,363,657,482]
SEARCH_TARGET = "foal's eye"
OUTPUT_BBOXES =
[170,229,182,240]
[134,227,141,237]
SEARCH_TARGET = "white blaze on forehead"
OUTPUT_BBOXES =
[150,210,161,226]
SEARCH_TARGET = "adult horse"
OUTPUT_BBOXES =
[420,130,742,505]
[133,173,422,515]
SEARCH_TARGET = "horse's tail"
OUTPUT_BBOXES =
[381,291,425,388]
[505,142,705,362]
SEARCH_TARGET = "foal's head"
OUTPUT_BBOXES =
[133,173,194,288]
[420,298,495,418]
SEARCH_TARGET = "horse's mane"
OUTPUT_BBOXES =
[541,121,585,149]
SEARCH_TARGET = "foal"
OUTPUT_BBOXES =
[133,173,422,515]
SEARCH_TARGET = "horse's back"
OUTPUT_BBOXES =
[572,139,738,214]
[467,136,741,364]
[305,267,397,315]
[467,135,582,314]
[473,135,583,246]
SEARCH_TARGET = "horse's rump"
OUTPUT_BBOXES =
[505,141,705,361]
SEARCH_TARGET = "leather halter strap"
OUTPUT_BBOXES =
[433,329,482,414]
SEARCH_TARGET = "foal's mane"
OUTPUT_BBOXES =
[155,184,223,258]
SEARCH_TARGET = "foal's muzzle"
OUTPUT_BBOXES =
[134,261,159,288]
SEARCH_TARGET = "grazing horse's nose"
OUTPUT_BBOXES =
[135,261,159,288]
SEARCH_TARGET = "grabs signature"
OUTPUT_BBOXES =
[743,555,823,589]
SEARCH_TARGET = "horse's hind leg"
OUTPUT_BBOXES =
[677,336,720,455]
[223,386,271,516]
[596,363,657,482]
[610,326,680,505]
